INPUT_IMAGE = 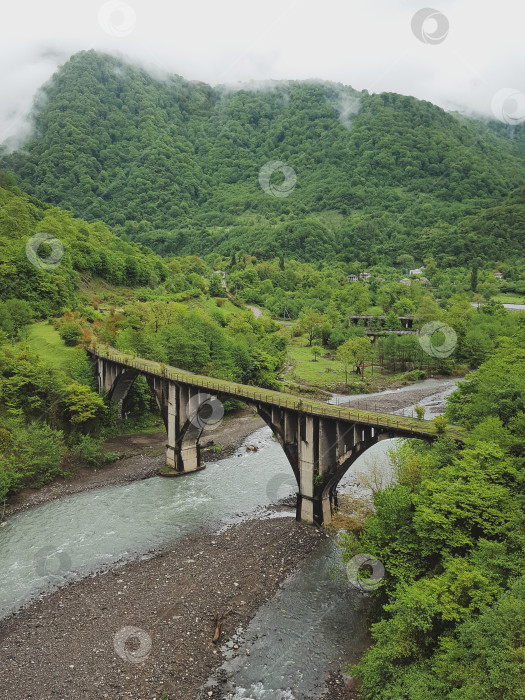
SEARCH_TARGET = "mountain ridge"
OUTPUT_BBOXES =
[2,49,525,265]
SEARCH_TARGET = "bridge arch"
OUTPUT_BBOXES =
[89,349,460,525]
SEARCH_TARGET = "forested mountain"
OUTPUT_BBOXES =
[2,49,525,265]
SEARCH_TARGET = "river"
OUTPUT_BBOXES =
[0,377,456,698]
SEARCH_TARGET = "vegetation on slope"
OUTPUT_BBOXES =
[340,324,525,698]
[0,183,285,500]
[2,50,525,265]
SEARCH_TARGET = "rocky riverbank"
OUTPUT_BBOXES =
[0,516,357,699]
[330,376,462,415]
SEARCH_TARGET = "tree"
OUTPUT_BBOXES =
[470,263,478,291]
[208,274,224,297]
[297,309,324,346]
[396,253,415,270]
[384,310,401,330]
[337,337,371,384]
[59,322,83,346]
[311,345,323,362]
[415,295,442,326]
[65,383,106,425]
[5,299,33,334]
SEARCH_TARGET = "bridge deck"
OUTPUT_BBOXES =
[87,346,465,441]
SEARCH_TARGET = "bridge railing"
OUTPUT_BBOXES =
[87,345,464,440]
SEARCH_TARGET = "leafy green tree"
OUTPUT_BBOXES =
[384,310,401,330]
[66,382,106,425]
[297,309,324,346]
[311,345,323,361]
[336,336,371,383]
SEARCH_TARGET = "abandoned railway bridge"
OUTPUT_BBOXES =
[87,346,465,525]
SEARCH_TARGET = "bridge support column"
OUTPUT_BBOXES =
[166,382,204,474]
[298,415,316,523]
[166,382,178,469]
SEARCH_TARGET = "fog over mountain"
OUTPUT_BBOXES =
[1,0,524,147]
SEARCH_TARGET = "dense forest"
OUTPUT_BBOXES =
[342,324,525,698]
[1,177,522,504]
[2,50,525,265]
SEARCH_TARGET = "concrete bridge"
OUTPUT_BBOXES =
[87,346,464,526]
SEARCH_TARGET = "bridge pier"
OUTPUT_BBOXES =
[165,382,208,474]
[90,349,441,528]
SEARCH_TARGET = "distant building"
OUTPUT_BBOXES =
[399,278,411,286]
[494,272,503,279]
[409,268,423,276]
[359,272,371,280]
[349,314,415,331]
[347,274,358,282]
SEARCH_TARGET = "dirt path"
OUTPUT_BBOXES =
[4,409,265,521]
[245,304,263,318]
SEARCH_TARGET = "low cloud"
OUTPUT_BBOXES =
[0,0,523,148]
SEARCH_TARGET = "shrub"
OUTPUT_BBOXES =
[434,415,448,434]
[59,321,83,346]
[70,434,105,466]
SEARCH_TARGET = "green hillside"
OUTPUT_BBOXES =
[2,50,525,265]
[0,175,169,316]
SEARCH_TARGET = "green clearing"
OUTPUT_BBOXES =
[188,297,244,320]
[286,337,346,388]
[284,333,429,394]
[492,292,525,304]
[26,322,78,370]
[284,335,395,392]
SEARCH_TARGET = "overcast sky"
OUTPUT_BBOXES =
[1,0,524,146]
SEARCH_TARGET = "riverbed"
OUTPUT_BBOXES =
[328,377,460,419]
[0,377,458,699]
[1,428,365,700]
